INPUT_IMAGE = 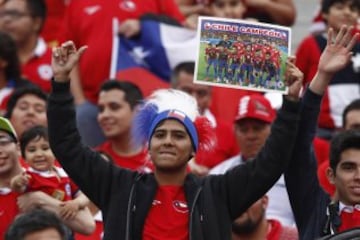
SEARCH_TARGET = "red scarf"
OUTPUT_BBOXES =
[339,205,360,232]
[266,219,282,240]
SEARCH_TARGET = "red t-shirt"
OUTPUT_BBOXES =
[25,167,78,201]
[21,38,53,92]
[40,0,68,46]
[0,188,20,238]
[143,185,188,239]
[63,0,184,104]
[96,141,153,172]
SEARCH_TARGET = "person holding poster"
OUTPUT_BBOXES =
[47,38,302,239]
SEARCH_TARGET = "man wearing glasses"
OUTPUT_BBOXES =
[0,0,53,93]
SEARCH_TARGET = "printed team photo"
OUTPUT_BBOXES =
[194,16,292,94]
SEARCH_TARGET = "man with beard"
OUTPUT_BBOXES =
[232,195,298,240]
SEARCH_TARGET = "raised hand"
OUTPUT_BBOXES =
[318,25,359,74]
[52,41,87,82]
[285,56,303,101]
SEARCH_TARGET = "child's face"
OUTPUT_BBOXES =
[211,0,246,19]
[322,1,359,32]
[24,137,55,172]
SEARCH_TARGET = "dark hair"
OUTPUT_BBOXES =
[5,209,66,240]
[25,0,46,32]
[321,0,360,14]
[20,125,48,159]
[329,130,360,171]
[170,62,195,88]
[99,80,143,110]
[4,86,47,118]
[342,99,360,128]
[0,31,21,81]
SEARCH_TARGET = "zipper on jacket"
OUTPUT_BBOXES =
[125,182,136,240]
[189,187,203,240]
[125,174,142,240]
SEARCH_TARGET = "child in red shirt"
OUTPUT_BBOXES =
[10,126,90,221]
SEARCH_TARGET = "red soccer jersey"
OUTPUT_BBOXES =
[25,167,78,201]
[21,38,53,92]
[96,141,153,172]
[233,41,245,52]
[143,186,188,240]
[0,188,20,238]
[63,0,184,104]
[205,46,217,59]
[40,0,68,46]
[270,49,281,68]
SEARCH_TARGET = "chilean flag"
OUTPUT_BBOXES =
[110,19,197,96]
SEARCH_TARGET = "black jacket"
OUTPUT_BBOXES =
[47,80,300,240]
[285,89,332,240]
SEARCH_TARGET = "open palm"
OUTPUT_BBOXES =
[318,26,359,74]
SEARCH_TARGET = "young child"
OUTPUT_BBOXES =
[295,0,360,140]
[10,125,90,221]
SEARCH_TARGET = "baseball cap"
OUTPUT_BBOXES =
[235,95,275,123]
[0,117,17,142]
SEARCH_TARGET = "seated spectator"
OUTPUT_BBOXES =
[10,126,93,230]
[96,80,152,172]
[285,26,360,239]
[0,31,32,115]
[243,0,296,26]
[0,117,94,238]
[4,86,47,138]
[75,81,152,240]
[0,0,53,92]
[209,0,247,19]
[5,208,67,240]
[295,0,360,140]
[317,98,360,196]
[62,0,185,147]
[171,62,239,175]
[210,94,295,226]
[232,195,298,240]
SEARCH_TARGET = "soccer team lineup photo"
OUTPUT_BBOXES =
[195,17,292,94]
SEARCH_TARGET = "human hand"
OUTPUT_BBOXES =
[184,14,199,30]
[118,19,141,38]
[17,191,47,212]
[284,56,303,101]
[318,25,359,75]
[52,41,87,83]
[59,200,80,220]
[188,159,209,176]
[11,173,31,193]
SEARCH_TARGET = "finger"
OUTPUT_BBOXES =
[327,28,333,47]
[52,47,60,58]
[61,41,76,50]
[287,55,296,64]
[334,25,347,45]
[346,33,359,52]
[339,26,353,48]
[77,46,88,58]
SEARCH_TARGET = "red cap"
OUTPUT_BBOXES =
[235,95,275,123]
